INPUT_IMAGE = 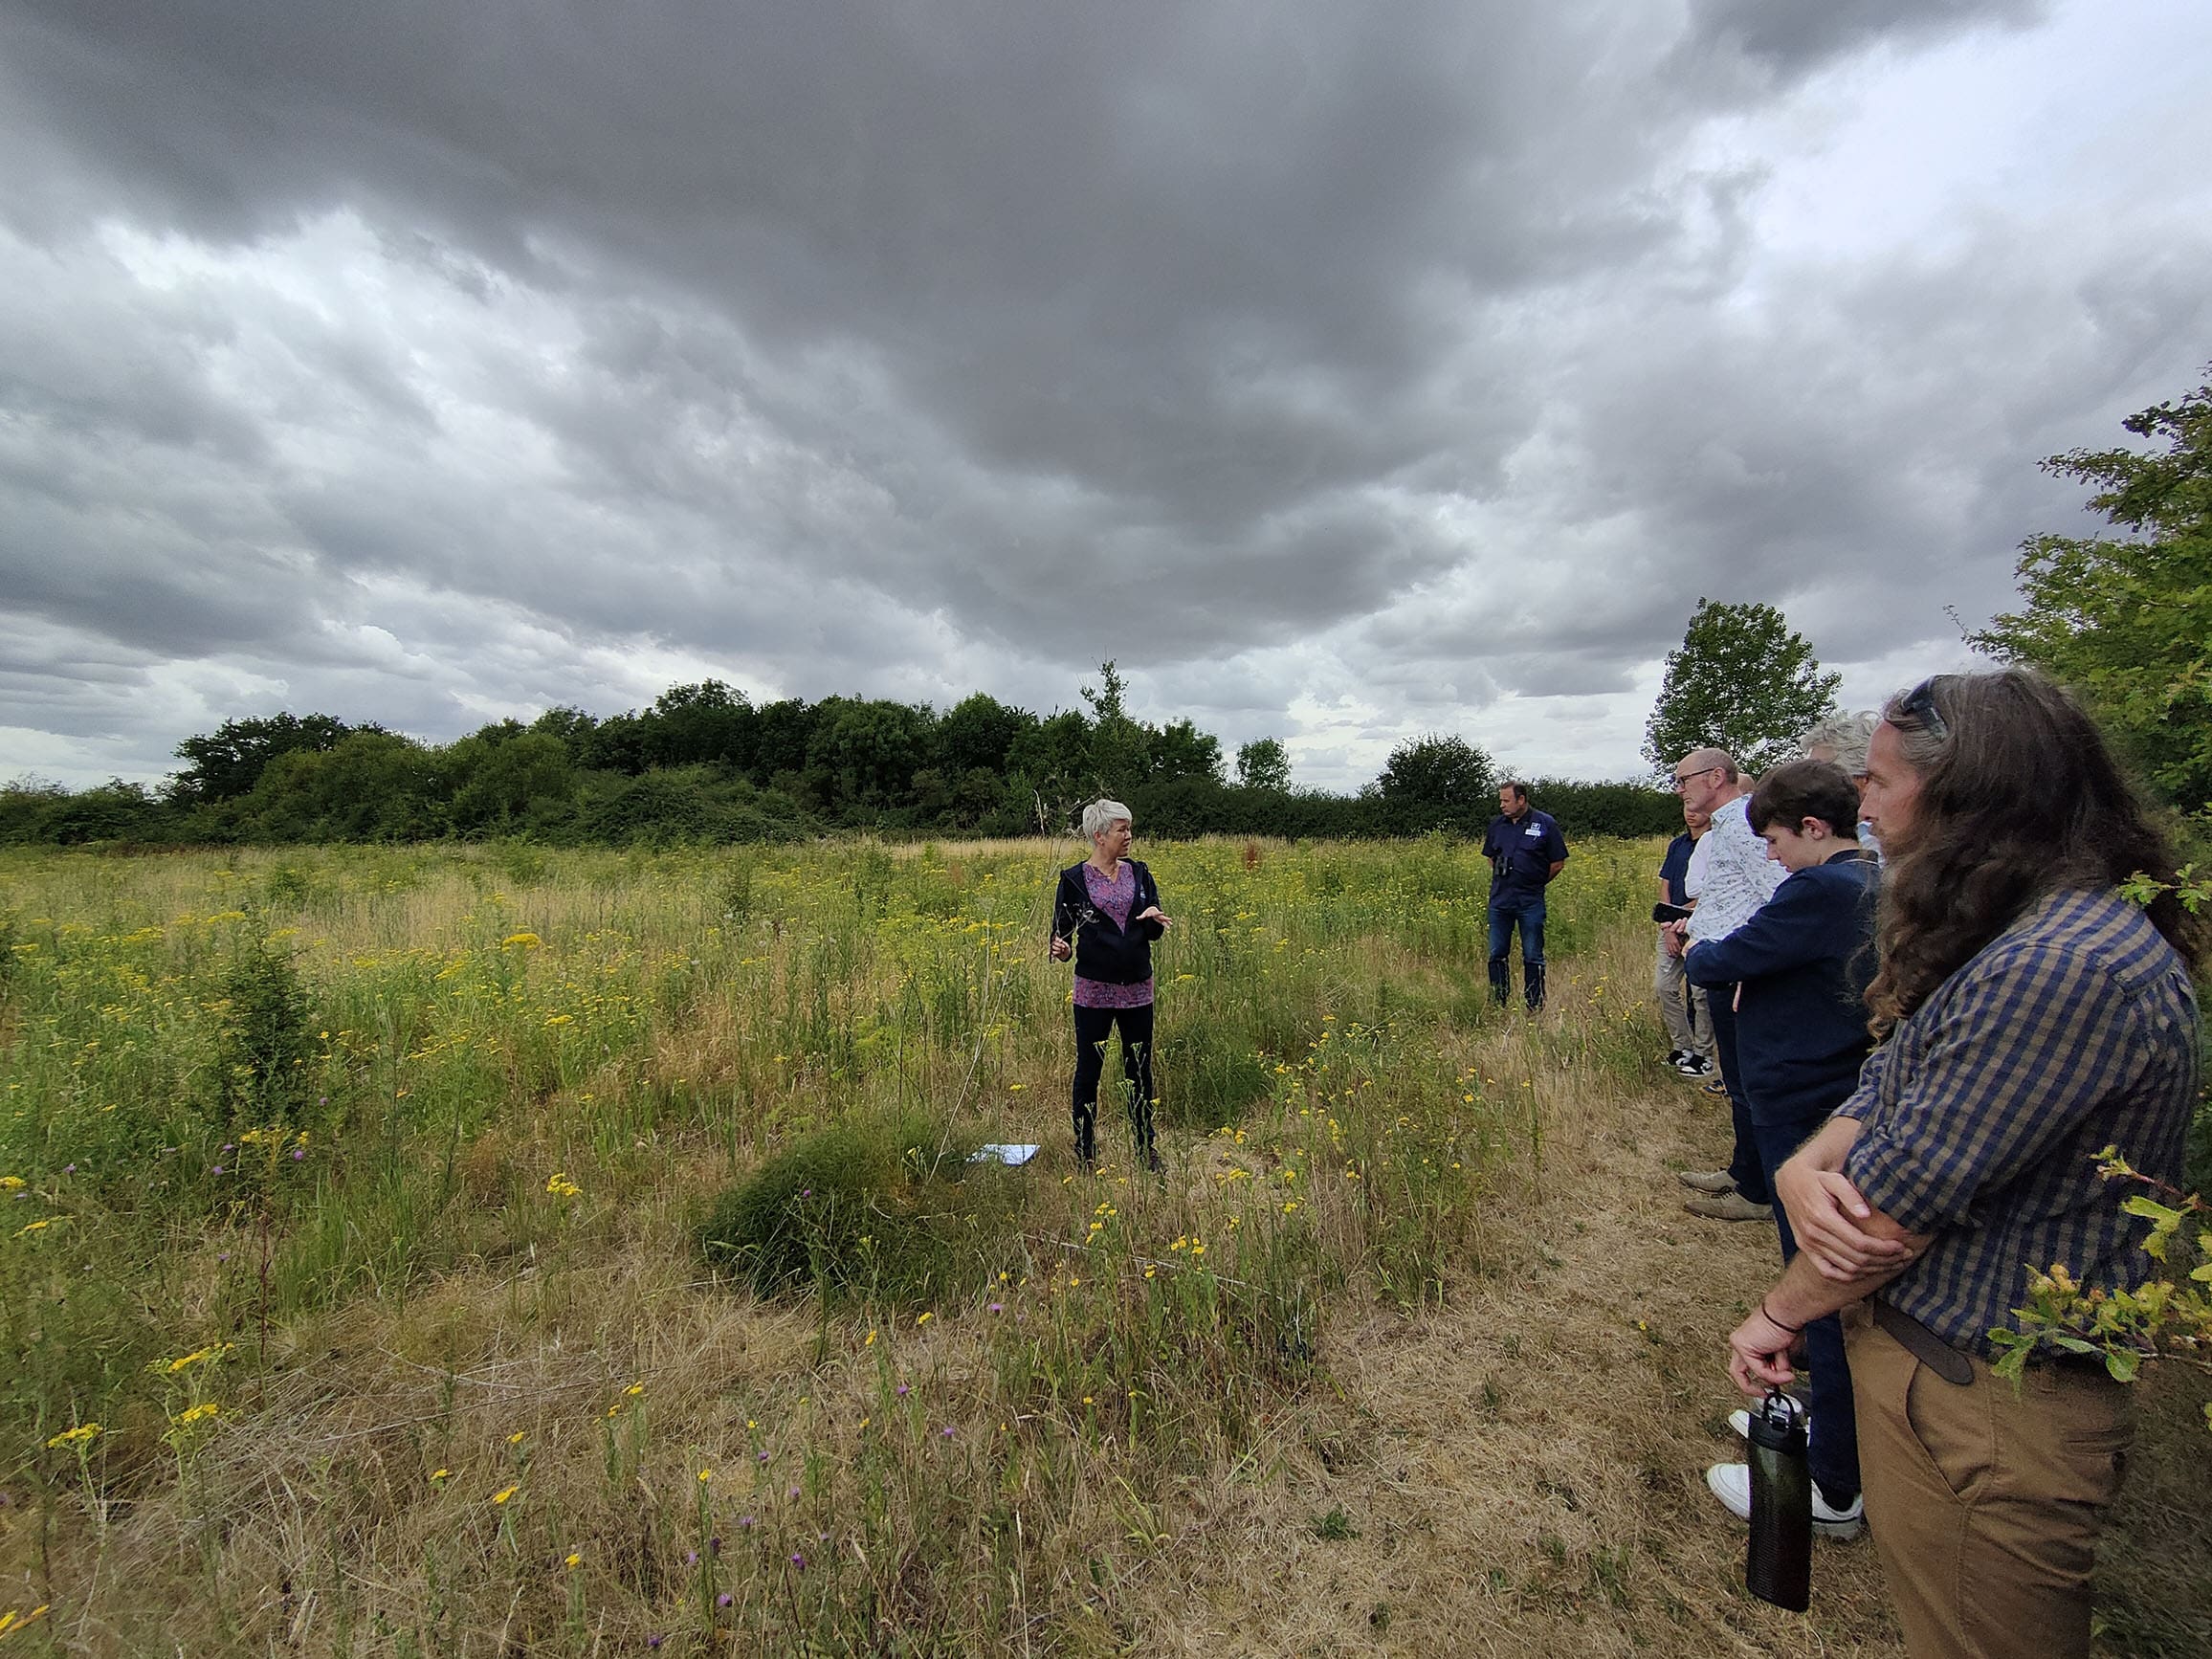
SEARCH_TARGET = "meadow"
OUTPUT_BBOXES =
[0,836,2203,1655]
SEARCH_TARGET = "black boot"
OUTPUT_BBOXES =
[1488,956,1510,1005]
[1072,1102,1097,1170]
[1524,960,1546,1012]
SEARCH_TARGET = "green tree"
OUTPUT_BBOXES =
[1081,660,1148,788]
[1237,738,1293,792]
[1373,735,1493,831]
[1974,371,2212,813]
[1642,599,1840,777]
[169,712,359,805]
[1147,718,1224,785]
[934,693,1033,777]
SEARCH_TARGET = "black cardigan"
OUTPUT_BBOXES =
[1051,859,1164,985]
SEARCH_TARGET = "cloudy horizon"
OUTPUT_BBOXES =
[3,0,2208,794]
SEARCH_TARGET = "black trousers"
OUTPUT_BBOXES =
[1071,1002,1156,1161]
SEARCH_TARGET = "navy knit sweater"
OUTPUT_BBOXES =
[1684,850,1880,1125]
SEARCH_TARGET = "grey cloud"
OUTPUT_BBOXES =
[0,0,2206,790]
[1680,0,2046,77]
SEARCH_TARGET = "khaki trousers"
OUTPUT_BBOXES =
[1844,1305,2134,1659]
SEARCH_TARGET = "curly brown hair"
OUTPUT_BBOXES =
[1866,669,2205,1037]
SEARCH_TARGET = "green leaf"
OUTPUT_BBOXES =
[2104,1348,2141,1383]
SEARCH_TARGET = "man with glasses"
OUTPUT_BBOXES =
[1666,748,1785,1222]
[1724,671,2201,1656]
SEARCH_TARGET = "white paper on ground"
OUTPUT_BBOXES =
[970,1142,1041,1166]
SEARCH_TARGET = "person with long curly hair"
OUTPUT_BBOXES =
[1720,669,2202,1657]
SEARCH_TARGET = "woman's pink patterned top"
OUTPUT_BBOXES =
[1073,862,1155,1008]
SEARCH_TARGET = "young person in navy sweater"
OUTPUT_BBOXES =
[1685,760,1880,1540]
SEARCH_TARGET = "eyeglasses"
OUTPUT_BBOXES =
[1669,765,1718,792]
[1896,678,1950,741]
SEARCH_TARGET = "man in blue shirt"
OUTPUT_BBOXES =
[1481,780,1568,1010]
[1653,805,1714,1075]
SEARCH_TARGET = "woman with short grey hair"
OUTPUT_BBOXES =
[1050,799,1172,1171]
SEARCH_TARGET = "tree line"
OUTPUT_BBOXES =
[1,660,1682,848]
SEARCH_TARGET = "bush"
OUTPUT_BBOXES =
[213,944,318,1128]
[697,1113,1026,1307]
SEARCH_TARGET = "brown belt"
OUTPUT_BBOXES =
[1871,1298,1976,1385]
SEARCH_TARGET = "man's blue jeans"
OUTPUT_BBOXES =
[1750,1113,1862,1508]
[1487,892,1546,1010]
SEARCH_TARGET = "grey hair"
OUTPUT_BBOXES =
[1081,799,1133,842]
[1797,711,1879,778]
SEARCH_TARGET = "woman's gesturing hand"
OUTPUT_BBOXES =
[1049,936,1072,962]
[1136,906,1171,933]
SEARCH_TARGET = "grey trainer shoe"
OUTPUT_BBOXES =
[1676,1169,1737,1195]
[1684,1191,1773,1222]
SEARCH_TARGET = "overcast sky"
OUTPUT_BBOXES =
[3,0,2208,792]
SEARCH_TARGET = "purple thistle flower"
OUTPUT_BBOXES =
[62,1163,75,1174]
[786,1485,799,1499]
[896,1383,909,1397]
[940,1427,955,1438]
[739,1515,756,1528]
[210,1165,224,1176]
[217,1251,231,1263]
[717,1592,733,1608]
[988,1302,1004,1314]
[757,1450,770,1463]
[292,1148,305,1161]
[790,1553,805,1568]
[707,1537,721,1556]
[222,1143,234,1153]
[648,1638,664,1650]
[684,1550,698,1566]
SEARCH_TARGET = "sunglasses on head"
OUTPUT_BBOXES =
[1896,678,1949,741]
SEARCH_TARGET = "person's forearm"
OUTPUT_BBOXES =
[1762,1249,1907,1327]
[1788,1113,1862,1172]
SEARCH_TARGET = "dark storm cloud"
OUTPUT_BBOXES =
[0,0,2200,787]
[1681,0,2046,77]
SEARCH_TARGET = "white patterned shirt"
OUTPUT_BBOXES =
[1684,793,1786,944]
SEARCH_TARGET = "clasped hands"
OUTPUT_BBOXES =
[1724,1130,1915,1396]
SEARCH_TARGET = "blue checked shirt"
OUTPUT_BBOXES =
[1839,889,2200,1356]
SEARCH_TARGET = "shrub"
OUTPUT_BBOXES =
[212,944,318,1128]
[697,1113,1025,1307]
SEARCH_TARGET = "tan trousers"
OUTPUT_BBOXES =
[1844,1306,2135,1659]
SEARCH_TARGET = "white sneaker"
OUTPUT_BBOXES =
[1704,1462,1864,1540]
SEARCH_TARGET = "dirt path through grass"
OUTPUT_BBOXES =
[1157,1029,2212,1659]
[1158,1059,1906,1657]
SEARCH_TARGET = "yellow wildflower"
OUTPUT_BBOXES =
[491,1485,519,1505]
[45,1424,100,1449]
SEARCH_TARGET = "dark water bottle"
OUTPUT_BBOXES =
[1745,1389,1811,1611]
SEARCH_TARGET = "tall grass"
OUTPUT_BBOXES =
[0,834,1667,1650]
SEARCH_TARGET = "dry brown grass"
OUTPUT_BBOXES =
[5,849,2206,1655]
